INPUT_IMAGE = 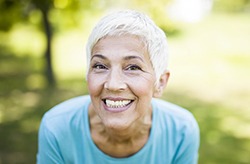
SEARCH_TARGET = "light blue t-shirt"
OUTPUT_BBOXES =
[37,95,199,164]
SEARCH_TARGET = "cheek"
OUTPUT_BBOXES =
[127,76,155,97]
[87,74,104,96]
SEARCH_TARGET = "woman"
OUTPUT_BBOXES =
[37,10,200,164]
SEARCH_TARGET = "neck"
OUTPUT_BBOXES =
[88,105,152,157]
[89,108,152,142]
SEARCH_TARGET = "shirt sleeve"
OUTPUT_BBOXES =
[37,118,64,164]
[172,118,200,164]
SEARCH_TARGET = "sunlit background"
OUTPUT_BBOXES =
[0,0,250,163]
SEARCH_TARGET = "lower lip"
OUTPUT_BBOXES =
[102,101,133,113]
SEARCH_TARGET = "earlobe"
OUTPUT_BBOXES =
[153,71,170,98]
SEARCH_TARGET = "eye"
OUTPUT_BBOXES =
[92,63,107,70]
[125,64,142,71]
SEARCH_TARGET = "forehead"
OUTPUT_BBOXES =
[92,35,148,57]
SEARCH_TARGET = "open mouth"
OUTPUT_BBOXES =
[103,99,133,108]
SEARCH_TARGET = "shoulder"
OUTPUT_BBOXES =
[152,98,199,134]
[41,95,90,131]
[44,95,90,118]
[151,98,200,160]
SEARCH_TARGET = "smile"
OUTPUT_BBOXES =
[105,99,132,108]
[102,99,133,112]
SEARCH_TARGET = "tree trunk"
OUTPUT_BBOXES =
[41,8,56,87]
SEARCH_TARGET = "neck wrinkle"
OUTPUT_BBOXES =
[88,103,152,145]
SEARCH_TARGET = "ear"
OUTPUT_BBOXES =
[153,71,170,98]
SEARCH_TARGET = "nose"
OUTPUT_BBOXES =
[104,69,127,91]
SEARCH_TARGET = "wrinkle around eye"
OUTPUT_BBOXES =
[125,64,142,71]
[140,71,156,82]
[124,67,154,78]
[94,64,107,70]
[90,62,109,73]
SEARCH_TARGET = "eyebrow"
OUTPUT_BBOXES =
[123,55,144,62]
[91,54,107,61]
[91,54,144,62]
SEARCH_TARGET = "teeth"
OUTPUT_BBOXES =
[105,99,131,108]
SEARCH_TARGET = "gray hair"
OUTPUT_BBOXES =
[86,10,169,85]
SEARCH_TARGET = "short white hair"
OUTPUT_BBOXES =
[86,10,169,85]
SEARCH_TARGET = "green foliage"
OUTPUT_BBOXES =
[130,0,179,36]
[213,0,250,12]
[0,51,88,163]
[0,0,101,34]
[0,0,24,31]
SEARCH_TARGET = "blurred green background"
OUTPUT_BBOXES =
[0,0,250,163]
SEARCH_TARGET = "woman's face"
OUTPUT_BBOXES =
[87,35,157,130]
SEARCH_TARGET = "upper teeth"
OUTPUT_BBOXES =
[106,99,131,108]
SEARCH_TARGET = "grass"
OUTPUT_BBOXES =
[0,13,250,163]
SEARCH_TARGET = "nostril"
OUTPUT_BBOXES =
[104,70,127,91]
[104,80,126,91]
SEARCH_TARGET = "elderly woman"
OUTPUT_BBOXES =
[37,10,200,164]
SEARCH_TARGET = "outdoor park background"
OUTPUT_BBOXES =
[0,0,250,163]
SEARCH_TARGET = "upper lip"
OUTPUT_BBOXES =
[102,96,134,101]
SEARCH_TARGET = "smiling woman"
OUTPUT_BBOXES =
[37,10,200,164]
[87,35,156,134]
